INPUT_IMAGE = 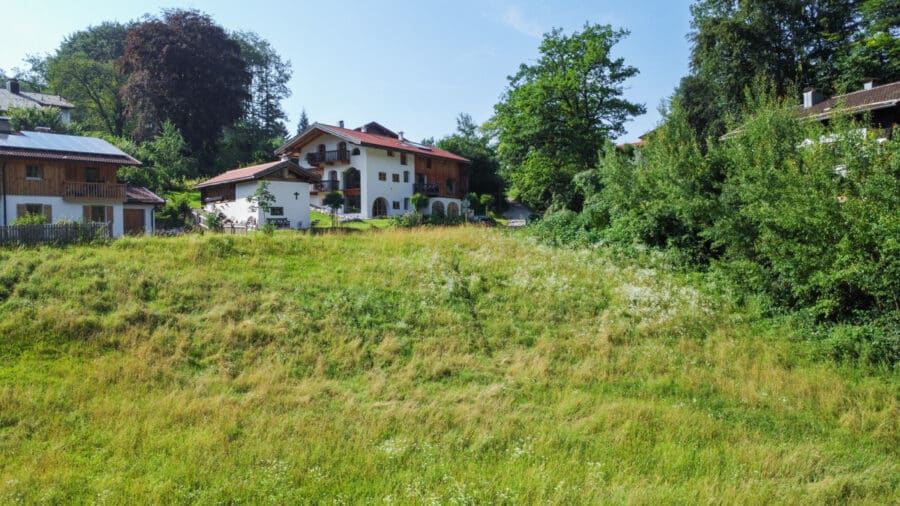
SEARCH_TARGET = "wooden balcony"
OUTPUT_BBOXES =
[413,182,440,196]
[306,149,351,166]
[63,181,126,203]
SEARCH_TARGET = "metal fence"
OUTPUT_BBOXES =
[0,222,110,246]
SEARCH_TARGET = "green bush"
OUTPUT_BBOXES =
[530,85,900,365]
[11,213,49,225]
[391,211,420,228]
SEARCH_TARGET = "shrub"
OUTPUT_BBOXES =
[391,211,420,228]
[11,213,49,225]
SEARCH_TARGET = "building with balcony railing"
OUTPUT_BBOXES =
[0,118,164,236]
[276,121,470,219]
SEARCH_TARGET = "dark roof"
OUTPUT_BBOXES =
[195,159,317,189]
[276,122,470,163]
[0,131,141,165]
[0,89,74,111]
[125,186,165,204]
[801,81,900,119]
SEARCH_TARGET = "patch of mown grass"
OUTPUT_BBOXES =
[0,228,896,503]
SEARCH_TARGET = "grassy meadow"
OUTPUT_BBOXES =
[0,227,896,503]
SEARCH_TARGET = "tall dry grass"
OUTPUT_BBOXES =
[0,227,896,503]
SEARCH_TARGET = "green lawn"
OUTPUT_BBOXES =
[0,228,896,503]
[311,210,393,230]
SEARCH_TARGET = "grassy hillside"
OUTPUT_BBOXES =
[0,228,896,503]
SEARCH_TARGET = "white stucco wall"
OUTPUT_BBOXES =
[3,195,155,237]
[204,180,311,229]
[362,147,414,218]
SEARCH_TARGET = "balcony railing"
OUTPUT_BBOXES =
[306,149,351,165]
[63,181,126,202]
[413,182,440,196]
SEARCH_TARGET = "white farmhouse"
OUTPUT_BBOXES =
[196,160,316,230]
[275,121,470,219]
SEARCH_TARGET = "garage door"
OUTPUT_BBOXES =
[123,209,145,235]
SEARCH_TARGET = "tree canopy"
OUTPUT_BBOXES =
[488,23,644,211]
[437,113,504,204]
[119,9,251,172]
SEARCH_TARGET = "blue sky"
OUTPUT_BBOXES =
[0,1,692,143]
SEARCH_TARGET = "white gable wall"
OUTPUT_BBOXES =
[204,180,311,229]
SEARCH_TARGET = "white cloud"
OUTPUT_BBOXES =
[501,5,544,39]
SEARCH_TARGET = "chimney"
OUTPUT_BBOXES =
[398,131,405,141]
[0,116,11,134]
[338,120,344,128]
[6,78,20,95]
[35,126,52,133]
[361,125,368,133]
[802,87,824,109]
[862,78,877,91]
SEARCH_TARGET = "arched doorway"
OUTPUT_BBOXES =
[372,197,388,217]
[431,200,445,217]
[447,202,459,217]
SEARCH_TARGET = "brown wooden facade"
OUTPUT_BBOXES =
[414,156,468,199]
[3,160,124,202]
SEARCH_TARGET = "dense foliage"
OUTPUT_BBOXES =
[488,23,644,212]
[119,10,251,171]
[534,90,899,364]
[680,0,900,141]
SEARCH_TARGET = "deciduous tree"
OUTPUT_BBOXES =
[119,9,250,172]
[487,23,644,211]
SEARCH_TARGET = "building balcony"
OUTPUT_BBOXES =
[306,149,351,166]
[413,182,440,196]
[63,181,126,202]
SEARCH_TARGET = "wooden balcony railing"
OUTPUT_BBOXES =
[63,181,126,202]
[306,149,351,165]
[413,182,440,196]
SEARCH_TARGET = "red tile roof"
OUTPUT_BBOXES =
[195,160,317,189]
[277,122,470,163]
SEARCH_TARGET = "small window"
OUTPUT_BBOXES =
[26,165,42,180]
[90,205,106,222]
[269,207,284,216]
[392,173,400,183]
[400,152,408,165]
[403,198,409,210]
[387,150,394,157]
[403,171,409,183]
[351,147,361,156]
[447,178,456,194]
[25,203,43,215]
[378,172,386,181]
[426,158,432,169]
[392,201,400,210]
[85,167,101,182]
